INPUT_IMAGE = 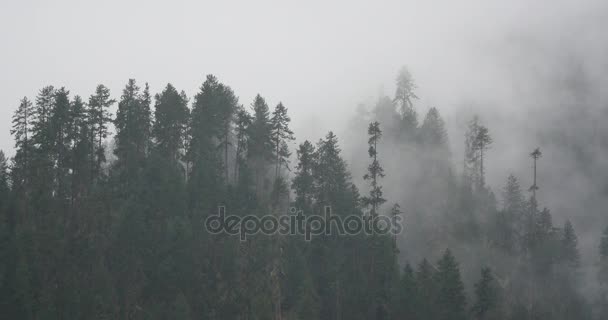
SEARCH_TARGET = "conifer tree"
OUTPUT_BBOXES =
[69,95,93,201]
[561,220,580,267]
[313,132,352,212]
[393,263,418,319]
[152,83,189,162]
[87,84,115,178]
[270,102,295,179]
[494,174,525,254]
[247,94,274,194]
[50,87,73,201]
[474,125,492,188]
[362,121,386,217]
[216,84,238,183]
[419,107,448,147]
[292,140,316,212]
[32,86,55,152]
[394,67,418,138]
[10,97,34,189]
[188,75,228,210]
[472,267,500,320]
[416,258,437,320]
[435,249,467,320]
[233,105,252,183]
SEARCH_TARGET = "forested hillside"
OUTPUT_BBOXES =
[0,70,606,320]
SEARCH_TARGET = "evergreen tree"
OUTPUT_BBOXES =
[87,84,115,178]
[394,67,418,139]
[494,174,525,254]
[188,75,227,211]
[50,87,72,202]
[416,258,437,320]
[270,102,294,179]
[472,267,500,320]
[68,95,93,202]
[474,125,492,188]
[393,263,418,319]
[292,140,316,212]
[233,105,252,184]
[247,94,274,195]
[560,220,580,267]
[152,83,189,162]
[419,107,448,147]
[435,249,467,320]
[362,121,386,217]
[10,97,34,190]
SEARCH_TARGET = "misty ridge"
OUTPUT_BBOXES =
[1,0,608,320]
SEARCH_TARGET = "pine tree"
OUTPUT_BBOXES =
[474,125,492,188]
[233,105,252,184]
[472,267,500,320]
[463,116,492,189]
[187,75,229,213]
[216,84,238,183]
[362,121,386,218]
[292,141,316,212]
[419,107,448,147]
[495,174,525,254]
[10,97,34,189]
[87,84,115,178]
[113,79,151,182]
[561,220,580,267]
[393,263,418,319]
[270,102,295,179]
[32,86,55,152]
[313,132,352,212]
[394,67,418,139]
[247,94,274,194]
[50,87,73,201]
[435,249,467,320]
[152,83,189,162]
[69,95,93,202]
[416,258,437,320]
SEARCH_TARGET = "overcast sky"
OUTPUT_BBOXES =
[0,0,603,153]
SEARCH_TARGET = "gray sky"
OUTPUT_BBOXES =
[2,0,603,154]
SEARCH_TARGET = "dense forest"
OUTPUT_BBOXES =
[0,68,607,320]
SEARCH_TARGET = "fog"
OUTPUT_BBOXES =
[2,0,608,317]
[2,0,606,242]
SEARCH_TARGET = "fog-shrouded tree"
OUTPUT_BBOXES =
[416,258,437,320]
[247,94,274,195]
[270,102,295,180]
[113,79,151,189]
[464,116,492,189]
[560,220,580,267]
[0,68,596,320]
[435,249,467,320]
[362,121,386,218]
[233,104,252,184]
[292,140,316,212]
[152,83,189,163]
[472,267,501,320]
[87,84,115,179]
[419,107,448,148]
[10,97,34,190]
[394,66,418,139]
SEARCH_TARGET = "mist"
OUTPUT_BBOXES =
[1,0,608,319]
